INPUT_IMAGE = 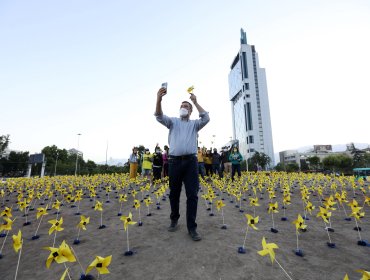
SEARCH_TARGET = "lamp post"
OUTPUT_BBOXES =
[75,133,81,176]
[54,151,59,176]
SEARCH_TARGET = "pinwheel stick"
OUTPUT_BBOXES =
[52,230,57,247]
[76,227,81,241]
[24,209,28,224]
[296,231,299,251]
[119,202,124,214]
[275,258,293,280]
[70,246,86,274]
[354,218,363,241]
[14,239,23,280]
[325,226,333,244]
[341,204,349,218]
[34,215,45,237]
[63,263,72,280]
[242,226,249,249]
[221,208,225,225]
[100,211,103,227]
[0,231,9,254]
[126,227,130,251]
[271,213,275,229]
[147,205,150,215]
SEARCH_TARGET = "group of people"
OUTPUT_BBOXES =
[128,144,244,182]
[197,146,243,180]
[128,145,170,181]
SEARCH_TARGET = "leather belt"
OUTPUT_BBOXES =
[169,154,196,160]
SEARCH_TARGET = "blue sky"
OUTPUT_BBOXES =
[1,0,370,162]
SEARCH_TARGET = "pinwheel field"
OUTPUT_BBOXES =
[0,173,369,280]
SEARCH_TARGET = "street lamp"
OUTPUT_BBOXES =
[75,133,81,176]
[54,151,59,176]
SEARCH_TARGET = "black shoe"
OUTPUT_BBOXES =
[168,221,178,232]
[188,229,201,241]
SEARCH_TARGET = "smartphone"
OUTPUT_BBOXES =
[161,82,168,89]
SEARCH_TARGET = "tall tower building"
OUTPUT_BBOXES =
[228,29,274,168]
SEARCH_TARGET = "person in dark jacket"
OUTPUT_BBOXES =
[152,145,164,181]
[212,148,222,178]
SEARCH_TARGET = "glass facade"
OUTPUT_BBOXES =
[228,29,275,167]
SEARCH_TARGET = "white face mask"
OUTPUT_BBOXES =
[179,108,189,118]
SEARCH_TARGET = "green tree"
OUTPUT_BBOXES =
[274,162,285,171]
[285,163,299,172]
[0,151,29,177]
[306,156,321,171]
[248,151,271,170]
[322,154,353,174]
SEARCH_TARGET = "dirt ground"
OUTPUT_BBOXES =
[0,173,369,280]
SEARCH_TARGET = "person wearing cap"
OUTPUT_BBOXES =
[154,86,210,241]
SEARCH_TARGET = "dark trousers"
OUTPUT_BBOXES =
[168,156,199,231]
[212,163,223,178]
[153,167,162,181]
[198,162,205,178]
[231,164,241,181]
[163,163,169,177]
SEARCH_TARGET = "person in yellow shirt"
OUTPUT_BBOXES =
[204,149,213,176]
[197,147,206,179]
[142,148,153,181]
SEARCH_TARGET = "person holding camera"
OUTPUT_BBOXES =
[154,85,210,241]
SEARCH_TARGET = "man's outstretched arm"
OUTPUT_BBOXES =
[155,87,167,116]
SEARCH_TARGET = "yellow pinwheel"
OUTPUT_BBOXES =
[348,199,360,211]
[86,255,112,275]
[293,214,307,232]
[216,200,225,211]
[0,206,12,218]
[133,199,141,209]
[119,194,128,202]
[187,85,194,94]
[144,197,153,207]
[44,240,76,268]
[52,199,61,211]
[12,230,22,253]
[77,215,90,230]
[258,237,279,263]
[356,269,370,280]
[245,214,259,230]
[350,207,365,220]
[120,212,136,231]
[36,205,49,219]
[343,273,349,280]
[48,217,64,235]
[317,206,331,224]
[268,202,279,213]
[0,217,15,231]
[94,200,103,211]
[249,197,260,206]
[305,201,315,215]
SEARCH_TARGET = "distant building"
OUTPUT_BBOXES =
[228,28,274,168]
[279,143,369,169]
